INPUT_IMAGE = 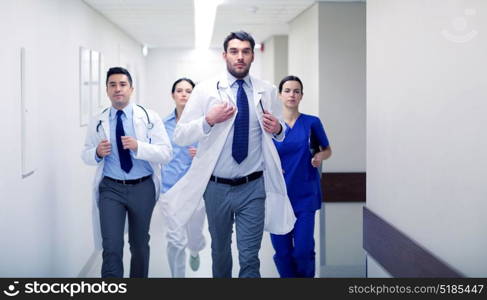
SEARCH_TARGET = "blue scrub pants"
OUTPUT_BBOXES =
[270,210,316,278]
[98,176,156,278]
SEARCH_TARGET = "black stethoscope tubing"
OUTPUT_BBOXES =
[96,104,153,133]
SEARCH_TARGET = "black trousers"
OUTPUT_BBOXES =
[98,176,155,278]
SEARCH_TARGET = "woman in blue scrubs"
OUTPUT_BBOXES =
[271,75,332,278]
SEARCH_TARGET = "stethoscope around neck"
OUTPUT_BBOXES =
[96,104,154,133]
[216,80,228,103]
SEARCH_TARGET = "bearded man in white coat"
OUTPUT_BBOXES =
[164,31,296,278]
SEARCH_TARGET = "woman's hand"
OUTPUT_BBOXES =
[188,146,197,158]
[311,146,332,168]
[311,153,323,168]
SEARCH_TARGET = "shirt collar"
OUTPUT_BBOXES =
[164,109,177,123]
[227,72,252,89]
[110,103,133,121]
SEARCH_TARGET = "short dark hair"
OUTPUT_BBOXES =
[171,77,195,93]
[106,67,133,87]
[278,75,304,94]
[223,31,255,53]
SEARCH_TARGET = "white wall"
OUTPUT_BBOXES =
[273,36,289,88]
[144,48,224,118]
[288,4,320,115]
[289,1,366,172]
[324,203,365,261]
[261,35,288,87]
[319,2,366,173]
[0,0,145,276]
[144,48,263,118]
[318,2,366,277]
[367,0,487,277]
[288,2,366,277]
[261,37,275,85]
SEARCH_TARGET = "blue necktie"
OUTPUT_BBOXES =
[116,110,133,173]
[232,79,249,164]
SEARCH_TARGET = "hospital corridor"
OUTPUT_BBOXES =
[1,0,486,280]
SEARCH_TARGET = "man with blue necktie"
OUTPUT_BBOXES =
[165,32,296,278]
[81,67,172,278]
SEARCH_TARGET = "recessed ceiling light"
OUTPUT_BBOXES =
[194,0,224,49]
[142,44,149,57]
[247,6,258,14]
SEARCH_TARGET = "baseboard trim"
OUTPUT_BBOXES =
[78,250,101,277]
[363,207,463,277]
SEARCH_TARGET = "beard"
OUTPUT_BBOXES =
[227,63,250,79]
[110,97,129,109]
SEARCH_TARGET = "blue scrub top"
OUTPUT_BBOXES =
[273,114,330,212]
[161,110,197,193]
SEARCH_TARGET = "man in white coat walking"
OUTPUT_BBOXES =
[167,31,296,278]
[81,67,172,278]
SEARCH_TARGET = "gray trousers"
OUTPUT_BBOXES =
[98,177,155,278]
[203,177,265,278]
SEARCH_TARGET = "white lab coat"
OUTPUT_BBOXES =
[81,104,172,250]
[162,74,296,234]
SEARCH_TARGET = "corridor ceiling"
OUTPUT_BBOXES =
[83,0,362,49]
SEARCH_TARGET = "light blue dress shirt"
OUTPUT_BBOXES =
[102,104,153,180]
[211,73,264,178]
[161,110,197,193]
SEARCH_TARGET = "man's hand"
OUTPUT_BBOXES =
[121,136,138,151]
[96,139,111,158]
[262,110,282,134]
[205,103,236,126]
[188,146,197,158]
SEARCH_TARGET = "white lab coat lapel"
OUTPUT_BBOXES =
[220,74,265,115]
[97,109,111,141]
[251,77,265,110]
[98,105,146,141]
[216,74,236,106]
